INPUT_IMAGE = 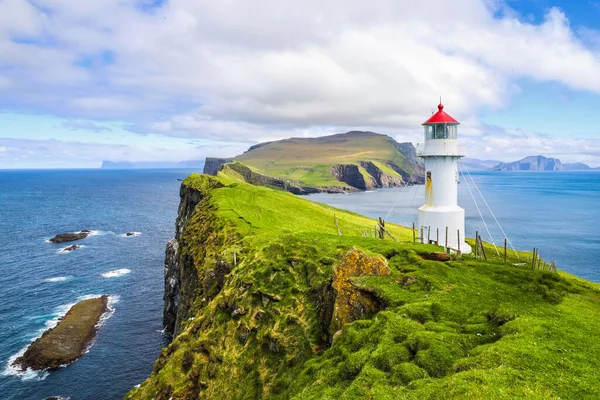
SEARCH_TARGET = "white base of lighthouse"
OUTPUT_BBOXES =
[418,205,472,254]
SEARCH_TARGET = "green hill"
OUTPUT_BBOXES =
[128,171,600,400]
[204,131,424,193]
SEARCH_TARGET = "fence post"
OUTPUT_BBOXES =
[475,231,479,258]
[412,222,416,243]
[378,217,385,240]
[427,226,431,244]
[504,238,507,263]
[445,226,449,253]
[457,230,461,256]
[420,228,424,244]
[436,228,439,246]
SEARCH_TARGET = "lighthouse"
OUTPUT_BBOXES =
[417,103,471,254]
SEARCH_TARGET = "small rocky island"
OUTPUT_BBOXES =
[49,230,91,243]
[63,244,82,252]
[14,295,108,371]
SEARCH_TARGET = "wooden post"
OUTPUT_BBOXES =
[378,217,385,240]
[480,235,487,261]
[475,231,479,258]
[420,227,424,244]
[427,226,431,244]
[436,228,439,246]
[504,238,507,263]
[412,222,416,243]
[445,226,448,252]
[531,248,536,269]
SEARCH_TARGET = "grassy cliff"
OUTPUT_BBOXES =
[205,131,423,192]
[127,171,600,399]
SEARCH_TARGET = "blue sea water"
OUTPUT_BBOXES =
[0,169,192,400]
[0,169,599,400]
[308,171,600,283]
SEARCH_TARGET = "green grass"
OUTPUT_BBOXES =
[127,173,600,400]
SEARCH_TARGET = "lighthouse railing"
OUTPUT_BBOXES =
[416,141,466,157]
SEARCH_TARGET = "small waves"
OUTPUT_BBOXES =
[43,276,73,283]
[101,269,131,278]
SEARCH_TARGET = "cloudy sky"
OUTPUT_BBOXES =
[2,0,600,168]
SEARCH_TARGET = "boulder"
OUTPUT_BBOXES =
[328,248,390,334]
[421,252,451,262]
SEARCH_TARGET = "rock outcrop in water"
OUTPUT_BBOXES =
[14,296,108,371]
[63,244,81,252]
[49,230,90,243]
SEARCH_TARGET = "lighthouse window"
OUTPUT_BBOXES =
[425,124,457,140]
[426,171,432,181]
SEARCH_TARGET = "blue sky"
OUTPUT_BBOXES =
[1,0,600,168]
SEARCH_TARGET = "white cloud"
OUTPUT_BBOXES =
[1,0,600,164]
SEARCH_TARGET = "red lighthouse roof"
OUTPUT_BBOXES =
[422,103,459,125]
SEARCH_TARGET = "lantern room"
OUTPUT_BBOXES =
[423,104,459,140]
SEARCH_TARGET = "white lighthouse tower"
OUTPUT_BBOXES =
[417,103,471,253]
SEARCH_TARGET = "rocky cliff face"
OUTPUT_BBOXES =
[492,155,564,171]
[202,157,234,176]
[357,161,403,188]
[163,177,230,337]
[330,164,368,190]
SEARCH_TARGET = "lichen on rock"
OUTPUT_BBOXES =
[329,248,390,334]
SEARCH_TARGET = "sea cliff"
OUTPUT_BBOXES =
[128,172,600,400]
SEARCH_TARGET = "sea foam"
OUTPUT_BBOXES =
[43,276,72,283]
[101,269,131,278]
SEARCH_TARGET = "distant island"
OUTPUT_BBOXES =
[101,160,205,169]
[491,155,599,171]
[203,131,424,194]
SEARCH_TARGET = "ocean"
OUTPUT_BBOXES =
[0,169,599,399]
[0,169,191,400]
